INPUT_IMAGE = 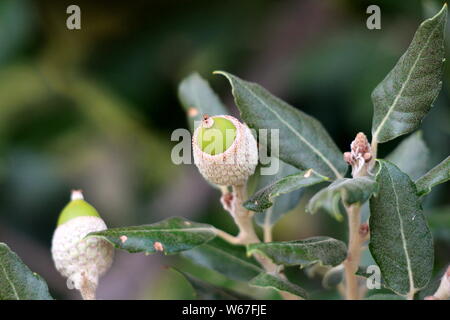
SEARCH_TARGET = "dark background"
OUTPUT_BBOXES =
[0,0,449,299]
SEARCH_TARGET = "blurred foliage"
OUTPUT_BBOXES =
[0,0,448,299]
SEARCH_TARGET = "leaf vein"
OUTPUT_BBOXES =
[385,167,416,296]
[0,261,20,300]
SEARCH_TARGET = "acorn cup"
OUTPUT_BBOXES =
[51,190,114,300]
[192,115,258,186]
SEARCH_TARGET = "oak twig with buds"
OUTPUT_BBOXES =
[343,132,373,178]
[342,132,373,300]
[192,114,299,300]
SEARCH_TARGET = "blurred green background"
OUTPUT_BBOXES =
[0,0,449,299]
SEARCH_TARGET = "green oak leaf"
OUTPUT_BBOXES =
[369,160,434,297]
[0,243,53,300]
[253,160,309,228]
[371,4,447,143]
[247,236,347,268]
[365,294,405,300]
[245,169,329,212]
[307,177,378,221]
[415,156,450,196]
[249,273,308,299]
[215,71,347,179]
[172,268,253,300]
[386,131,429,180]
[181,238,262,282]
[427,206,450,242]
[88,217,216,255]
[322,265,345,289]
[178,72,228,132]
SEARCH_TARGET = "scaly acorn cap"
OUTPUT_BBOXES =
[51,190,114,299]
[193,115,258,186]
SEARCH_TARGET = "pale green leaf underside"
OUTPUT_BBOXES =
[427,206,450,242]
[307,177,378,221]
[254,160,308,227]
[322,265,344,289]
[89,217,216,255]
[245,169,329,212]
[0,243,53,300]
[178,72,228,132]
[215,71,347,179]
[172,268,252,300]
[371,5,447,143]
[415,156,450,196]
[249,273,308,299]
[386,131,429,180]
[366,294,405,300]
[369,160,433,296]
[182,238,262,282]
[247,236,347,268]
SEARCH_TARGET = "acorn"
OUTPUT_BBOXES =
[425,266,450,300]
[51,190,114,300]
[192,115,258,186]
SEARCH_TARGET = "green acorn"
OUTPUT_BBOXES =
[192,115,258,186]
[56,191,101,226]
[51,190,114,300]
[196,116,237,155]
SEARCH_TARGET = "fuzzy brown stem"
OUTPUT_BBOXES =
[214,228,241,245]
[218,183,300,300]
[80,274,96,300]
[263,224,273,243]
[368,137,378,172]
[370,138,378,159]
[344,204,362,300]
[232,184,260,244]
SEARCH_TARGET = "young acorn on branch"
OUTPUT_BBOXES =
[51,190,114,300]
[192,114,263,245]
[192,114,258,186]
